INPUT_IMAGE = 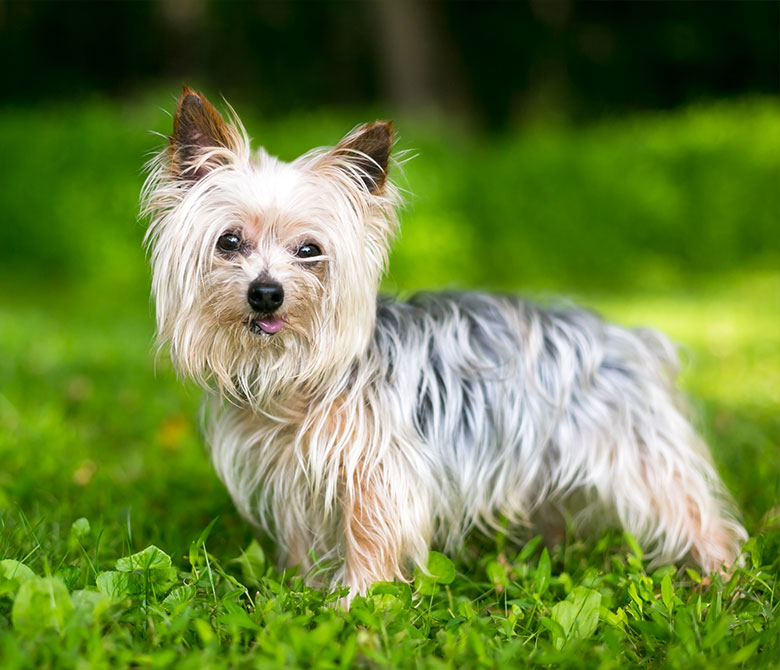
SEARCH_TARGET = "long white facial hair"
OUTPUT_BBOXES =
[141,87,400,407]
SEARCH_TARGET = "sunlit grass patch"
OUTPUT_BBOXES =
[592,270,779,410]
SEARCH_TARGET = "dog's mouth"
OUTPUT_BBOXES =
[246,315,285,336]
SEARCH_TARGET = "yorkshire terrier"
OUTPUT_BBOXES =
[142,87,746,601]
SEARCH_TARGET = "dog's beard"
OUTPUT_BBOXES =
[169,303,317,404]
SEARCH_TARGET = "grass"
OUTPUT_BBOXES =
[0,94,778,668]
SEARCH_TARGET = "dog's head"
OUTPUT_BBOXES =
[142,87,399,401]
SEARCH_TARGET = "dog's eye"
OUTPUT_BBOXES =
[217,233,241,252]
[295,243,322,259]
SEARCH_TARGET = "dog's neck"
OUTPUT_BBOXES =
[234,314,381,419]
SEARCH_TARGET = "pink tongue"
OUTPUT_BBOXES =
[257,317,284,334]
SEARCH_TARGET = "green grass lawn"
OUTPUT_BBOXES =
[0,95,778,668]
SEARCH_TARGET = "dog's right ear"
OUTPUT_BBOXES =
[169,86,242,181]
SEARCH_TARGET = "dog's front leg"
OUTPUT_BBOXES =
[340,459,432,602]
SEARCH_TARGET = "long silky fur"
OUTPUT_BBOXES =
[142,96,747,601]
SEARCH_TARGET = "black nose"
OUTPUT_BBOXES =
[247,280,284,313]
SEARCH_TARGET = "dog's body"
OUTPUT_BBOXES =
[143,88,746,599]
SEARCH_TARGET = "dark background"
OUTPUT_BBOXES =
[2,0,777,129]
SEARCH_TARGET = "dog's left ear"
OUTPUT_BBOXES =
[323,122,393,194]
[169,86,242,181]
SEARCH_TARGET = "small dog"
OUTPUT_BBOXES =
[142,87,746,599]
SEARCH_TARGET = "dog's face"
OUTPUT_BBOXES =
[142,88,399,400]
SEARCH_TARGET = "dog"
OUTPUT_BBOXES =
[142,87,747,601]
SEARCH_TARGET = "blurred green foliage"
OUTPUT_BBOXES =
[1,95,777,294]
[392,99,779,291]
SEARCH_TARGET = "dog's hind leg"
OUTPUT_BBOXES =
[588,383,747,572]
[559,324,747,573]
